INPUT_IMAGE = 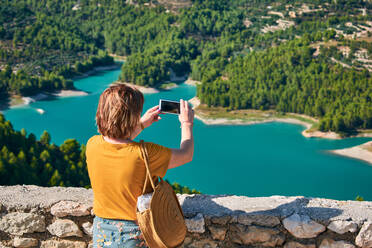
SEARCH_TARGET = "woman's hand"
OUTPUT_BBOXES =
[140,105,161,128]
[178,99,194,126]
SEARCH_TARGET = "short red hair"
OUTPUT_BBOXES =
[96,83,144,139]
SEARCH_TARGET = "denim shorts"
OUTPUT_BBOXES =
[93,216,147,248]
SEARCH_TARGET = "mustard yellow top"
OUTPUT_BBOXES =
[86,135,171,220]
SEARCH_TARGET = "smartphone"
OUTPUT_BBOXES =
[159,99,180,115]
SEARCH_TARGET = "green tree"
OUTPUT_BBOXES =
[40,131,51,145]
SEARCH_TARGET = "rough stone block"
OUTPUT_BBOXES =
[237,214,280,227]
[40,240,86,248]
[230,224,285,247]
[51,201,90,217]
[185,213,205,233]
[210,215,231,225]
[283,213,325,238]
[284,241,316,248]
[0,212,45,235]
[327,220,358,234]
[47,219,83,238]
[183,237,193,246]
[187,239,218,248]
[356,221,372,248]
[208,226,227,240]
[319,238,355,248]
[12,237,38,248]
[82,221,93,236]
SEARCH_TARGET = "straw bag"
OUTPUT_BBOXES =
[137,140,187,248]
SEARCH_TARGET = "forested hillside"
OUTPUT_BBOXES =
[198,38,371,133]
[0,113,89,187]
[0,0,117,96]
[2,0,371,133]
[0,0,372,132]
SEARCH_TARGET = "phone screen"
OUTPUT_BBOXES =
[159,100,180,114]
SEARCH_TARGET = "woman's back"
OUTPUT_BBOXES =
[86,135,171,220]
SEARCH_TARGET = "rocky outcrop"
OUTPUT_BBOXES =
[1,185,372,247]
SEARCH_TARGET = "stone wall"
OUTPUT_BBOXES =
[0,185,372,248]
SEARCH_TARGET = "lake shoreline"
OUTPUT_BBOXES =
[190,96,314,129]
[185,77,202,86]
[0,63,122,111]
[118,74,191,93]
[119,72,190,93]
[1,72,186,111]
[190,96,372,138]
[51,89,89,98]
[330,141,372,165]
[190,96,372,165]
[72,63,122,80]
[119,82,160,94]
[0,89,89,111]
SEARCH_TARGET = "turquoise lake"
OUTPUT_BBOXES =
[3,67,372,201]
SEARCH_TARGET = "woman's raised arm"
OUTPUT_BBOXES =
[168,99,194,169]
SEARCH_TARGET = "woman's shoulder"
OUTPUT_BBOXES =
[142,141,171,156]
[143,141,163,149]
[86,135,102,146]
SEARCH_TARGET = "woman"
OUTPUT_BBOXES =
[86,83,194,248]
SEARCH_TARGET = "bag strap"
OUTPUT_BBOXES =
[140,140,156,194]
